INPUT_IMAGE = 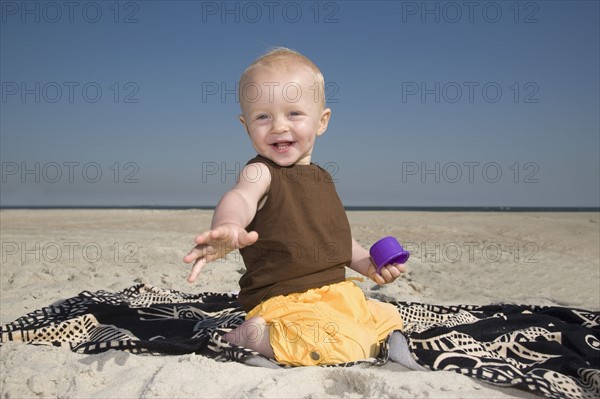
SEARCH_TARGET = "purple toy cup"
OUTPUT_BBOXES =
[369,236,410,274]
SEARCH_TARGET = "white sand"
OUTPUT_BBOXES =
[1,209,598,398]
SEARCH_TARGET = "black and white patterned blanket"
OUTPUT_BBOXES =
[1,284,599,399]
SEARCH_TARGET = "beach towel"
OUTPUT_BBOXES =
[1,284,599,399]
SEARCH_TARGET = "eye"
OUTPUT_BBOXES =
[289,111,303,117]
[256,114,269,120]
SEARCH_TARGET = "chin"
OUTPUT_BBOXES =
[272,158,296,167]
[263,152,299,167]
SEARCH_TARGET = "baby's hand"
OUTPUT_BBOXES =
[183,223,258,283]
[367,262,407,286]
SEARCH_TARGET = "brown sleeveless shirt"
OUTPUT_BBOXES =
[238,155,352,312]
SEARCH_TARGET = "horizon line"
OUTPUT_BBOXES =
[1,205,598,212]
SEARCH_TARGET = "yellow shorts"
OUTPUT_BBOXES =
[246,280,404,366]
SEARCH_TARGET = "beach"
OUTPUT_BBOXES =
[1,209,598,398]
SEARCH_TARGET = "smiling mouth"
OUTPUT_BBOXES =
[271,141,294,151]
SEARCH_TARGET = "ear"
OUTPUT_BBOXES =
[316,108,332,136]
[239,114,250,136]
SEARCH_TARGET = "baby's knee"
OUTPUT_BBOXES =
[388,332,427,371]
[224,316,274,359]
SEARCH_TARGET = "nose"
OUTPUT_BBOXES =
[271,115,288,134]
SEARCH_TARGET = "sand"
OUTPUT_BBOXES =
[1,209,598,398]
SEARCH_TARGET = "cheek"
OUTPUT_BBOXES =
[248,124,269,138]
[295,119,319,136]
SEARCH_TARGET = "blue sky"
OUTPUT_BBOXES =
[1,0,599,207]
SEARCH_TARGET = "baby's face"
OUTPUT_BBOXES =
[239,65,330,166]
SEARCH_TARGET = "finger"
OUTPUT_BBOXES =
[188,257,206,283]
[183,244,215,264]
[367,264,386,285]
[183,247,201,264]
[386,265,402,278]
[382,267,400,283]
[208,229,222,240]
[372,272,386,285]
[210,225,231,240]
[379,267,394,283]
[392,263,407,273]
[183,253,195,264]
[194,230,214,245]
[238,230,259,248]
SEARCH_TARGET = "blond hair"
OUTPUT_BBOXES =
[239,47,326,109]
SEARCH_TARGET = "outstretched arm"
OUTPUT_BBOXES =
[348,237,406,285]
[183,162,271,282]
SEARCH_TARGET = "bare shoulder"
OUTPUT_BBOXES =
[231,162,271,205]
[239,162,271,188]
